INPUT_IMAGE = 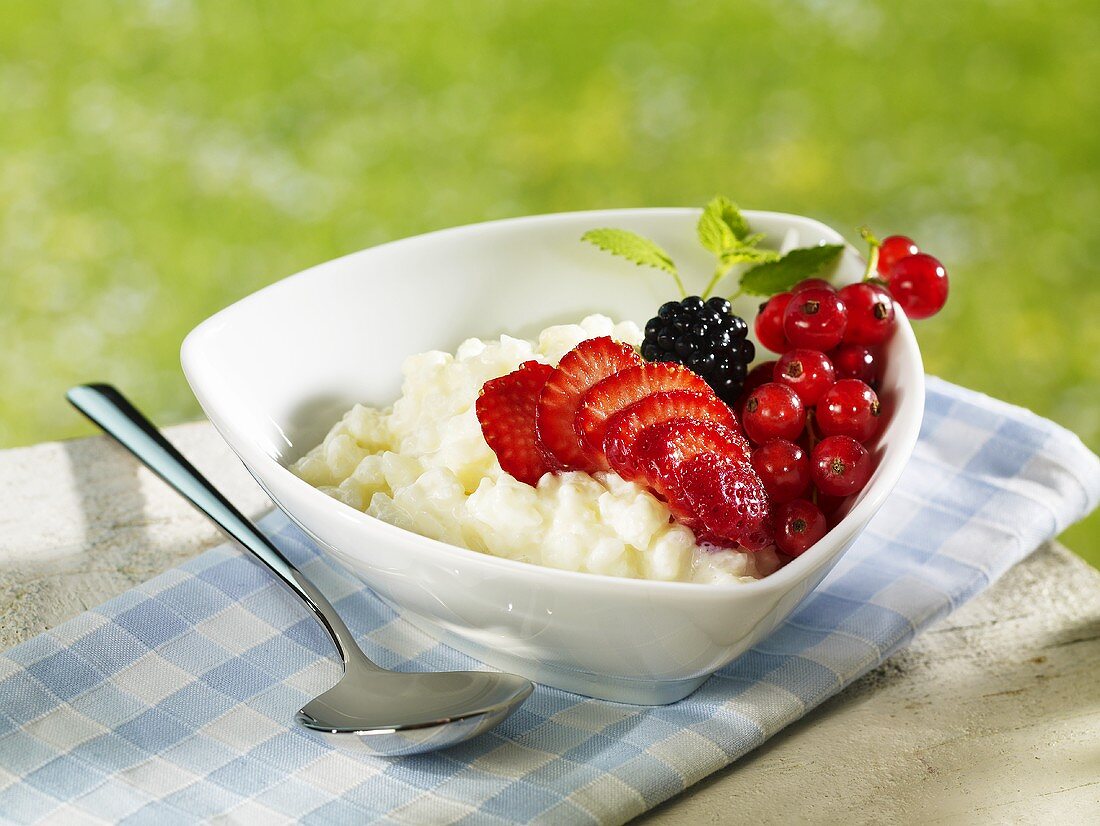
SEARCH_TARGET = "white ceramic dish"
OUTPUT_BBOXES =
[182,209,924,705]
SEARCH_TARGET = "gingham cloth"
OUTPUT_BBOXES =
[1,377,1097,825]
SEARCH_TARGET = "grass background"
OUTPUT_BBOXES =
[2,1,1097,563]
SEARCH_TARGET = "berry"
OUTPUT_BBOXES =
[811,435,871,496]
[676,452,773,550]
[633,418,748,518]
[575,362,712,467]
[838,282,895,345]
[886,253,949,319]
[831,344,879,386]
[816,379,882,442]
[815,490,848,519]
[535,337,641,470]
[737,360,777,415]
[603,390,742,479]
[741,382,806,443]
[782,287,848,351]
[751,438,811,503]
[877,235,919,276]
[754,292,792,354]
[476,361,559,486]
[774,499,827,556]
[641,295,754,405]
[791,278,835,294]
[773,349,836,406]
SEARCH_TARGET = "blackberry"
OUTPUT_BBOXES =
[641,295,755,406]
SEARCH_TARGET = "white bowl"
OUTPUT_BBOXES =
[182,209,924,705]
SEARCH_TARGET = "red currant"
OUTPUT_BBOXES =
[811,435,871,496]
[773,349,836,406]
[816,379,881,442]
[886,253,948,319]
[877,235,919,276]
[737,360,778,417]
[838,283,895,346]
[751,439,811,503]
[754,293,791,354]
[814,490,848,521]
[774,499,827,556]
[742,382,806,443]
[830,344,878,386]
[791,278,834,294]
[782,287,848,351]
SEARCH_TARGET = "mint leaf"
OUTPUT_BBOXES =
[581,228,677,276]
[737,244,844,297]
[697,196,750,254]
[720,247,781,267]
[581,228,686,296]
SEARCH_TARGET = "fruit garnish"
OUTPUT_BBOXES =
[633,418,750,516]
[675,452,773,550]
[754,292,792,353]
[737,360,779,416]
[741,382,806,443]
[640,295,755,405]
[791,277,834,294]
[476,360,559,486]
[885,253,949,320]
[816,379,881,442]
[860,229,948,320]
[773,348,836,406]
[774,498,828,556]
[751,438,811,503]
[535,337,641,471]
[782,287,849,351]
[604,390,743,479]
[877,235,919,275]
[838,282,895,345]
[830,343,879,386]
[810,435,871,496]
[575,362,714,467]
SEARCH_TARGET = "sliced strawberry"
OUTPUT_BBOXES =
[604,390,743,480]
[575,362,714,469]
[675,452,773,550]
[476,360,558,485]
[633,418,749,521]
[535,337,641,470]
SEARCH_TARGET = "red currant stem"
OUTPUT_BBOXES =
[858,227,881,282]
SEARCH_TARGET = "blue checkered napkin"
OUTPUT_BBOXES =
[1,378,1097,825]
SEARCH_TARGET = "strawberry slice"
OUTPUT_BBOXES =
[535,337,641,470]
[675,452,773,550]
[604,390,744,480]
[476,360,558,485]
[633,418,749,521]
[575,362,714,469]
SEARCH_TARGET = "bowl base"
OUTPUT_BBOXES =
[399,611,712,705]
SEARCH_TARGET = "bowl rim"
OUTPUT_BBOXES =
[182,207,925,596]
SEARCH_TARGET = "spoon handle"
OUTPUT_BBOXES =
[67,383,375,671]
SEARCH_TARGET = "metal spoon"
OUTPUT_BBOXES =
[67,384,533,756]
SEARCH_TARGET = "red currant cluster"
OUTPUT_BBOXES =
[738,234,948,559]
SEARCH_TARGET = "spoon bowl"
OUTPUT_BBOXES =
[296,665,533,755]
[66,383,534,756]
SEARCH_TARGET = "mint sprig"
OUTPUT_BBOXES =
[581,228,686,297]
[734,244,844,297]
[581,195,845,300]
[696,197,779,298]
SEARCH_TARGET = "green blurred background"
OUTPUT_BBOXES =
[2,1,1097,562]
